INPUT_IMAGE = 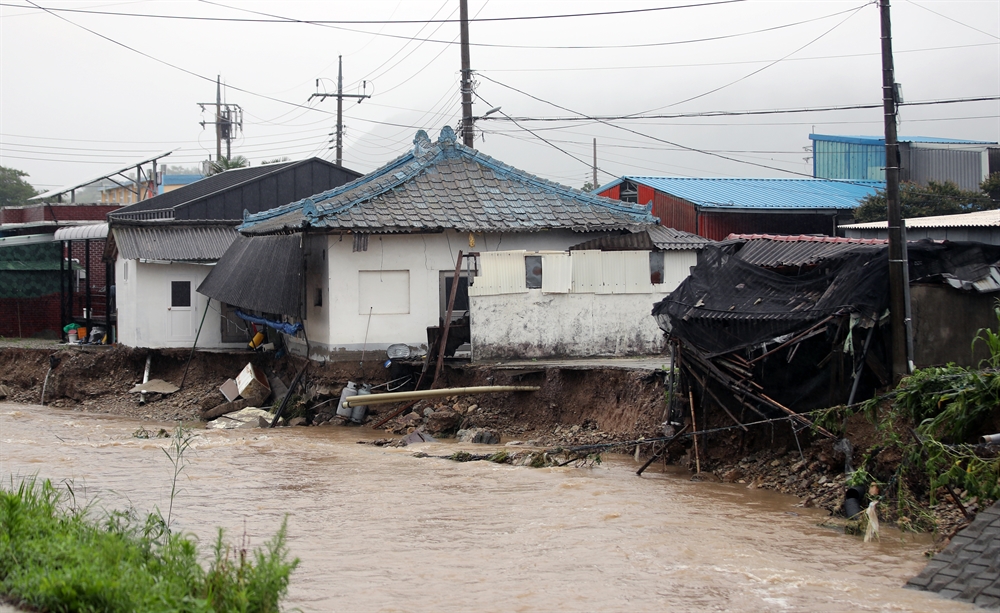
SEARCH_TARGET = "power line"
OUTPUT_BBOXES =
[6,2,863,50]
[903,0,1000,41]
[4,1,745,25]
[476,42,998,73]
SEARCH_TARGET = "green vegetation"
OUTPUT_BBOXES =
[0,426,299,612]
[0,165,39,208]
[815,305,1000,531]
[853,176,999,223]
[208,156,250,176]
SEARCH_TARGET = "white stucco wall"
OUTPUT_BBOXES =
[294,229,604,360]
[470,290,671,359]
[469,249,697,359]
[115,258,243,349]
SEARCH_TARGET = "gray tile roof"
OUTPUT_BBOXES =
[570,226,712,252]
[113,222,239,261]
[907,501,1000,608]
[241,126,657,236]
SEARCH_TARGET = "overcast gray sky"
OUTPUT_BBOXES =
[1,0,998,192]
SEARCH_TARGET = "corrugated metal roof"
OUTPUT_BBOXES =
[732,235,886,268]
[241,126,656,236]
[841,210,1000,230]
[809,134,997,146]
[598,177,882,211]
[197,234,303,317]
[54,223,108,241]
[113,223,239,261]
[570,226,712,251]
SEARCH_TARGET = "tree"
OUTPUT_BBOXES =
[0,165,39,207]
[981,172,1000,205]
[853,180,994,223]
[207,155,249,175]
[261,157,291,165]
[581,181,599,192]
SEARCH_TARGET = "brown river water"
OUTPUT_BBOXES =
[0,402,977,613]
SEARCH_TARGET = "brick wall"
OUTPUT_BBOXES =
[0,294,61,338]
[65,240,110,319]
[0,204,120,225]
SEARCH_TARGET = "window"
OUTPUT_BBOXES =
[171,281,191,308]
[620,180,639,204]
[440,273,471,322]
[649,252,665,285]
[525,255,543,289]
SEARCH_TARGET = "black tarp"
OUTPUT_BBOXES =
[197,234,303,317]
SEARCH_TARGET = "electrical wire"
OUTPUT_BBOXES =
[903,0,1000,41]
[6,1,863,51]
[4,0,746,25]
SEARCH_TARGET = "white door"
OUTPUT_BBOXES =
[167,279,196,341]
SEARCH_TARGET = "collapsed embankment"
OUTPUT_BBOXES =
[0,345,979,541]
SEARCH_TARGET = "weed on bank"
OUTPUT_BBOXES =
[0,476,298,612]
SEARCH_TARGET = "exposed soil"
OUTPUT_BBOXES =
[0,345,979,544]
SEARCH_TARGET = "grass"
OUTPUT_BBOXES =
[0,427,299,613]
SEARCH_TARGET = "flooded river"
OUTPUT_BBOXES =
[0,402,975,612]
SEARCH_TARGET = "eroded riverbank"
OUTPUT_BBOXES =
[0,402,975,612]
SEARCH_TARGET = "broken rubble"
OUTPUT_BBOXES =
[457,428,500,445]
[206,407,282,430]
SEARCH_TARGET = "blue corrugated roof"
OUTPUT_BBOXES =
[809,134,996,146]
[601,177,884,210]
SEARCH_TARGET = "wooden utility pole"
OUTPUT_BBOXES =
[880,0,909,381]
[592,138,598,189]
[459,0,474,147]
[309,56,370,166]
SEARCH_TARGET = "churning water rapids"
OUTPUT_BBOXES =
[0,402,977,612]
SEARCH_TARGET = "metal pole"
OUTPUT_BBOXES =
[59,241,66,341]
[216,75,222,161]
[459,0,474,147]
[85,240,92,336]
[336,55,344,166]
[880,0,909,382]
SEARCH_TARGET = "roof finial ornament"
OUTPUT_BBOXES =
[439,125,457,146]
[413,130,431,155]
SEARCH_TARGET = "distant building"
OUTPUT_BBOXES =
[840,209,1000,245]
[809,134,999,190]
[597,176,881,241]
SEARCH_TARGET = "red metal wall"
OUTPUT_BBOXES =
[637,185,655,206]
[651,192,697,233]
[598,185,620,200]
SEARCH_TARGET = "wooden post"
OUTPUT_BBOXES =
[688,389,700,473]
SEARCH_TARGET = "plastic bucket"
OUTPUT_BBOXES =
[67,330,78,343]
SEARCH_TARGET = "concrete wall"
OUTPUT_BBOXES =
[115,258,243,349]
[470,290,671,359]
[911,284,999,368]
[292,229,605,361]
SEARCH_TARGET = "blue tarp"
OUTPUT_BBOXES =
[235,310,303,335]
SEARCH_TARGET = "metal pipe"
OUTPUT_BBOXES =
[342,385,539,408]
[139,354,152,406]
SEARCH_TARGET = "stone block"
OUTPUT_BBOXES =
[958,577,993,602]
[974,594,999,608]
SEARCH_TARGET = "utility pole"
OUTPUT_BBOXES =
[593,139,598,189]
[880,0,909,381]
[309,56,370,166]
[198,75,243,162]
[459,0,474,147]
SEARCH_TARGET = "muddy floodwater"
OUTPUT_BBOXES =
[0,402,975,612]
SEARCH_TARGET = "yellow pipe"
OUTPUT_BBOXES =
[342,385,540,408]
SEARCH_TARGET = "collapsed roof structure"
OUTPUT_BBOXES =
[652,236,1000,451]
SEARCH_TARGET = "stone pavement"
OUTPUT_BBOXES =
[907,501,1000,608]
